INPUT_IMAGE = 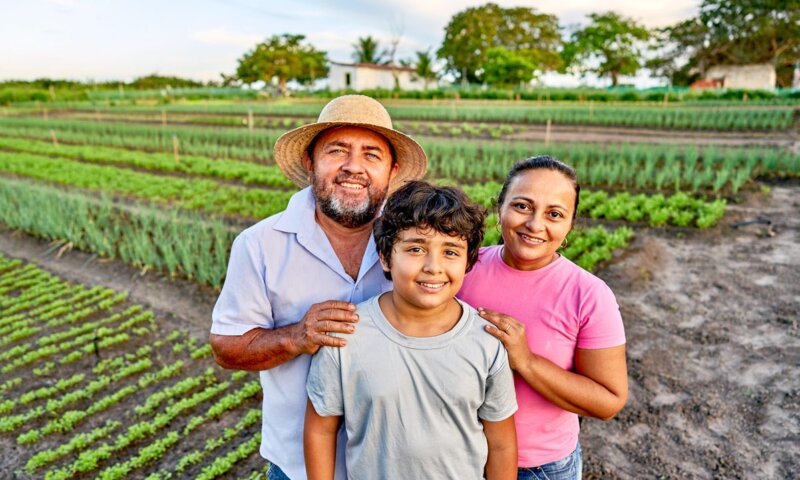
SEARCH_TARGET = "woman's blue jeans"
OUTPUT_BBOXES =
[517,443,582,480]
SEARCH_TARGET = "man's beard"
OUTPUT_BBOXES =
[311,172,389,228]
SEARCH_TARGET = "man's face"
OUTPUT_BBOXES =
[306,126,399,228]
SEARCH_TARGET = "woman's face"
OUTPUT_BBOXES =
[499,168,576,271]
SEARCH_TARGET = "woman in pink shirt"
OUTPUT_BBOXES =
[458,156,628,480]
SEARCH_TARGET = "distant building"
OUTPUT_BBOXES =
[328,62,425,91]
[694,64,776,90]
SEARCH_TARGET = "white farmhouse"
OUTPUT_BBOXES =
[328,62,425,91]
[703,64,777,90]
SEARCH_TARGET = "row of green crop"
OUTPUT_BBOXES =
[1,136,734,229]
[0,136,294,188]
[0,149,293,219]
[0,117,279,162]
[3,116,797,193]
[63,111,521,140]
[0,178,236,288]
[95,102,796,131]
[0,256,264,478]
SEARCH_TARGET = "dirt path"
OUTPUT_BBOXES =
[582,184,800,479]
[1,185,798,479]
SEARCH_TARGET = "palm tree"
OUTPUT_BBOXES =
[352,36,385,64]
[414,49,438,89]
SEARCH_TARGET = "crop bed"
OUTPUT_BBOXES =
[0,254,266,479]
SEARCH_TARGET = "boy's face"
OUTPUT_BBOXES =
[381,226,469,312]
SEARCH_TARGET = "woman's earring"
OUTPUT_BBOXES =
[560,237,569,249]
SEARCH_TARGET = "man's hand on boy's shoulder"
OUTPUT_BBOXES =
[287,300,359,355]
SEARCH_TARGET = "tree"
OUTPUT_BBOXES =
[651,0,800,86]
[563,12,650,86]
[352,36,385,64]
[437,3,562,83]
[482,48,537,87]
[413,49,438,89]
[236,34,328,94]
[129,75,203,90]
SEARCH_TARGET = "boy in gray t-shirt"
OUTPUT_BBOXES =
[305,181,518,480]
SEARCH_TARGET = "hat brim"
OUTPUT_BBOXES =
[274,121,427,192]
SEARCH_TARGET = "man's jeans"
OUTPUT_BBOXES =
[267,463,291,480]
[517,443,582,480]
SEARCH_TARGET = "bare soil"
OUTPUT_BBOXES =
[582,184,800,479]
[1,185,798,479]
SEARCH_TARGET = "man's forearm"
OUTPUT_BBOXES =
[210,324,302,371]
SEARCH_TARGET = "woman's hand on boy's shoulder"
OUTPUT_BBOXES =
[478,307,530,371]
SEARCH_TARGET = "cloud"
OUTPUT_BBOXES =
[191,28,262,48]
[45,0,79,7]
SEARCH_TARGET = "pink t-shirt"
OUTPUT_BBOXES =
[457,246,626,467]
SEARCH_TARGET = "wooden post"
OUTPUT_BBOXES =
[104,97,110,109]
[172,135,180,163]
[50,130,58,146]
[663,92,669,107]
[544,119,552,146]
[43,108,48,120]
[119,84,125,98]
[248,109,254,131]
[95,109,101,122]
[161,109,167,126]
[743,92,748,102]
[49,85,56,101]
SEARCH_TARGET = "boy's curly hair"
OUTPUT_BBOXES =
[374,181,487,280]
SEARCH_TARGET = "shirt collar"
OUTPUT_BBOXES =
[273,187,381,284]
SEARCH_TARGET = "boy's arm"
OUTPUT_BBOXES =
[304,399,342,480]
[482,416,517,480]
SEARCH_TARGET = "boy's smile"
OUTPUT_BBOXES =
[380,226,468,333]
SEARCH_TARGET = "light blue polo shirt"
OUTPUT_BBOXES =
[211,187,392,480]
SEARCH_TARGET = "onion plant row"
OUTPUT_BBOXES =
[0,117,280,162]
[427,141,798,193]
[0,150,294,219]
[0,178,237,288]
[2,117,796,194]
[99,102,796,131]
[0,136,294,188]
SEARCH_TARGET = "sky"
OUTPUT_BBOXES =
[0,0,701,85]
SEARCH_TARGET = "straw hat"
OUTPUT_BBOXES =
[274,95,427,191]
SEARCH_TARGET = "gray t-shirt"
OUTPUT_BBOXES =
[307,295,518,480]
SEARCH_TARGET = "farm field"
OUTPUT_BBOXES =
[0,97,798,478]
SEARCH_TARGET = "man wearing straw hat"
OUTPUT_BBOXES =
[210,95,427,480]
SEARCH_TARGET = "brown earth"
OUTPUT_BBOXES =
[1,184,798,479]
[582,184,800,479]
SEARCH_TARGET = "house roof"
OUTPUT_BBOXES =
[330,61,416,72]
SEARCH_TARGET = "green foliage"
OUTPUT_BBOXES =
[563,11,651,86]
[482,48,537,87]
[236,34,328,91]
[438,2,562,82]
[0,178,237,287]
[352,36,385,64]
[653,0,800,87]
[414,49,438,89]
